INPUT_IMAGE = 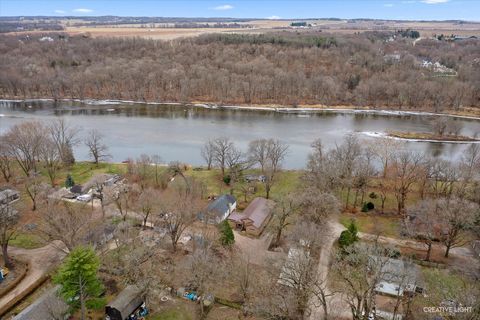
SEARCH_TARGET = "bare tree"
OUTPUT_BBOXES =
[200,140,215,170]
[275,222,333,319]
[298,189,340,225]
[331,134,362,209]
[84,129,110,166]
[105,183,133,221]
[406,199,443,261]
[0,137,13,182]
[436,197,478,257]
[158,184,201,252]
[4,121,47,176]
[24,173,48,211]
[249,138,289,199]
[368,138,401,178]
[333,243,397,320]
[134,154,152,189]
[37,200,94,253]
[457,144,480,199]
[212,137,235,176]
[40,137,61,186]
[0,203,19,268]
[135,187,160,228]
[48,118,80,166]
[271,194,300,247]
[390,151,424,215]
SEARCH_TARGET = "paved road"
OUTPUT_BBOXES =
[0,241,66,316]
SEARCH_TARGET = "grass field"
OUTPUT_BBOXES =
[339,212,402,238]
[9,233,44,249]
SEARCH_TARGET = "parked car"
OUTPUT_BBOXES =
[76,194,92,202]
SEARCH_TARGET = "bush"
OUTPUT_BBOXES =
[65,174,75,188]
[339,220,359,250]
[218,220,235,246]
[86,297,107,310]
[223,175,231,185]
[361,202,375,212]
[366,202,375,210]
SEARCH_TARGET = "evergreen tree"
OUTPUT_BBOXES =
[65,174,75,188]
[218,220,235,246]
[54,246,103,320]
[339,219,359,250]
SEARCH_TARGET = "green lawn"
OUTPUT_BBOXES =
[59,162,127,185]
[9,233,44,249]
[187,168,302,203]
[339,212,402,238]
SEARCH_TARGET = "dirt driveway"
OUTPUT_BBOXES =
[0,241,66,316]
[233,231,284,266]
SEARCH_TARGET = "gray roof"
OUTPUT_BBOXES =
[106,285,144,320]
[0,189,20,205]
[13,286,68,320]
[370,256,422,286]
[206,194,236,217]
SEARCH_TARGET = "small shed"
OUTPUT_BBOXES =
[105,285,145,320]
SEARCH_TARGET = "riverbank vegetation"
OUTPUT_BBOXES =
[388,131,480,142]
[0,31,479,113]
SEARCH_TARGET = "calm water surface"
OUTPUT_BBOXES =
[1,100,479,168]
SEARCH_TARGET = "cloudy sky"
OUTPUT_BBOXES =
[0,0,478,20]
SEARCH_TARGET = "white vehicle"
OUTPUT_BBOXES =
[76,194,92,202]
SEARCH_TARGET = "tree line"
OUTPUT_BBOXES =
[0,32,478,111]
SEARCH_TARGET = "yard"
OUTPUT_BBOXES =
[340,212,403,238]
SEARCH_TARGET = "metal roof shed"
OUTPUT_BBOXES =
[105,285,144,320]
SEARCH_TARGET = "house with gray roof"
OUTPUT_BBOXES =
[370,256,424,297]
[198,194,236,224]
[13,286,68,320]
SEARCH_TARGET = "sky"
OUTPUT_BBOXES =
[0,0,479,21]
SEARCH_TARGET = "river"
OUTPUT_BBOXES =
[1,100,479,168]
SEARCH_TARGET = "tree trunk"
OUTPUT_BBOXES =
[425,242,432,261]
[445,244,451,258]
[2,243,12,268]
[79,275,86,320]
[345,187,351,210]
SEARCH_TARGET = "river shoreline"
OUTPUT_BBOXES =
[1,98,480,121]
[362,131,480,144]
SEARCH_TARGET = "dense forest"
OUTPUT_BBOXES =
[0,31,479,111]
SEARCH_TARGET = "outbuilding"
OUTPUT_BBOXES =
[228,197,274,236]
[105,285,147,320]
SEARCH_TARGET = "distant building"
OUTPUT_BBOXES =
[228,197,274,236]
[244,174,266,183]
[198,194,236,224]
[0,188,20,206]
[39,36,54,42]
